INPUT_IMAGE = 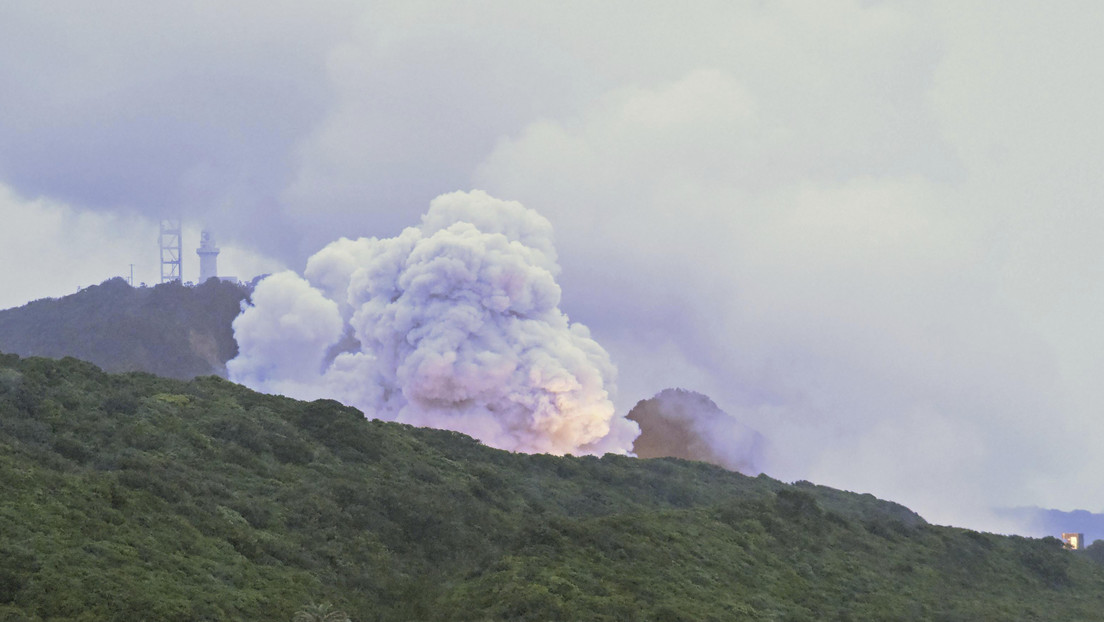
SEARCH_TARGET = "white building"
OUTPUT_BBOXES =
[197,229,220,283]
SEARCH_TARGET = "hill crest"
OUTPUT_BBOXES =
[0,277,247,379]
[3,353,1104,620]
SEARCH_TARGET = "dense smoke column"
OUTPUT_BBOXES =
[627,388,763,474]
[229,190,639,455]
[227,271,344,400]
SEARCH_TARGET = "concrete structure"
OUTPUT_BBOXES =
[196,229,220,283]
[159,220,182,283]
[1062,532,1085,550]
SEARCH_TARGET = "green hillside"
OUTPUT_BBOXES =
[1,353,1103,621]
[0,278,247,380]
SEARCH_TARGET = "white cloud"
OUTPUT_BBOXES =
[470,14,1093,527]
[229,191,637,455]
[0,184,155,306]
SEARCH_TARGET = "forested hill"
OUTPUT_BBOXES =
[3,354,1104,621]
[0,278,247,379]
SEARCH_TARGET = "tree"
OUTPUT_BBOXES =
[292,602,351,622]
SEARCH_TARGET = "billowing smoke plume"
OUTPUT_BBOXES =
[627,388,763,474]
[228,190,639,455]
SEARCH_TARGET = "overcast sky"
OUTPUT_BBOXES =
[3,1,1104,531]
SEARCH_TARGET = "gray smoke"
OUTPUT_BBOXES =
[228,190,639,455]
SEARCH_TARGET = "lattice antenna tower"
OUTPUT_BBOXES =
[159,219,182,283]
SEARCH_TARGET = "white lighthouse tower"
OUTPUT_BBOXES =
[196,229,220,283]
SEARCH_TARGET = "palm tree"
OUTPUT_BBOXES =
[292,601,351,622]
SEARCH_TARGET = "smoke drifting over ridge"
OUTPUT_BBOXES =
[228,190,639,455]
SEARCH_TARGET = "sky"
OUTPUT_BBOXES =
[3,0,1104,532]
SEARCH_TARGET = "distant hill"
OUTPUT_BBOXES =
[627,388,764,474]
[999,506,1104,546]
[0,278,247,379]
[3,353,1104,621]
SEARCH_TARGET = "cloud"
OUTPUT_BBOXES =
[229,190,638,455]
[227,270,345,399]
[0,1,351,259]
[280,9,594,242]
[0,183,151,307]
[471,33,1076,528]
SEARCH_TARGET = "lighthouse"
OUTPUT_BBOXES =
[196,229,220,283]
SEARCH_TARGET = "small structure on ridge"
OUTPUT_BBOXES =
[1062,532,1085,550]
[197,229,220,283]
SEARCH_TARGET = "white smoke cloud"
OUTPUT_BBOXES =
[228,190,639,455]
[471,54,1073,529]
[227,271,344,400]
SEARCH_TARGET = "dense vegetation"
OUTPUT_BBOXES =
[0,278,247,380]
[2,353,1104,621]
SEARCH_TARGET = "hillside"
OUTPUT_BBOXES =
[0,278,247,379]
[2,354,1104,621]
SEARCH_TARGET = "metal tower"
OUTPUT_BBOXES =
[159,219,182,283]
[196,229,220,283]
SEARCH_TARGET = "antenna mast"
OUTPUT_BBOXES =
[159,219,182,283]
